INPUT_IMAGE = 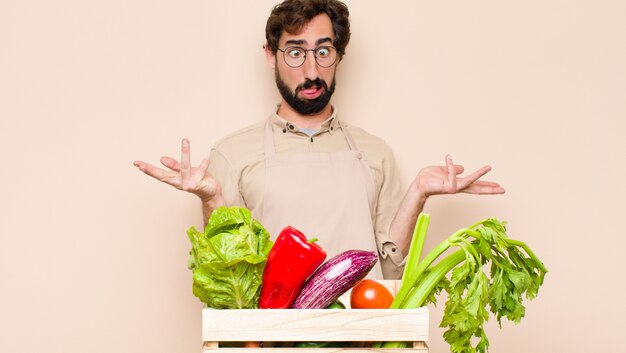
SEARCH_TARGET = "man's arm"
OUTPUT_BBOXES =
[200,194,225,227]
[133,138,225,225]
[388,155,506,256]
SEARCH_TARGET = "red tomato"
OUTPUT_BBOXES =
[350,279,394,309]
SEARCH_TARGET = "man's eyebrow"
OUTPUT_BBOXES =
[283,37,333,47]
[316,37,333,45]
[284,39,306,46]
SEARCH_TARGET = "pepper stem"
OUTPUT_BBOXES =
[307,237,319,243]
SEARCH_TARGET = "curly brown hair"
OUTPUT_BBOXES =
[265,0,351,58]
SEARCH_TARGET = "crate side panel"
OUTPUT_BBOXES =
[202,345,428,352]
[202,308,429,342]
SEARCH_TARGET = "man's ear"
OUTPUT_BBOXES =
[264,45,276,69]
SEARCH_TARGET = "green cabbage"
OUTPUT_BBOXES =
[187,206,273,309]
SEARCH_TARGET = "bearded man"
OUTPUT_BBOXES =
[133,0,505,278]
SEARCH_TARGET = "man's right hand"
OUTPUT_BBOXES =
[133,138,223,204]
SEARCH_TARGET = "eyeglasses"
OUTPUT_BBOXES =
[277,46,338,68]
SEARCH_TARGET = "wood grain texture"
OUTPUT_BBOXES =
[201,280,428,351]
[202,307,428,341]
[202,347,428,353]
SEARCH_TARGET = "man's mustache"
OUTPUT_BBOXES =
[296,78,328,92]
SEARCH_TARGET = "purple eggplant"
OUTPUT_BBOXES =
[291,250,378,309]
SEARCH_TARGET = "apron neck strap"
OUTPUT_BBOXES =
[336,119,359,151]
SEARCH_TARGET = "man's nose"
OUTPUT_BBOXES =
[302,52,320,80]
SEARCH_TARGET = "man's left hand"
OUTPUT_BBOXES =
[411,154,505,198]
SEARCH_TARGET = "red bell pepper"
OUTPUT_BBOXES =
[259,226,326,309]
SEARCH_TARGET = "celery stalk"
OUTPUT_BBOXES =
[506,239,549,273]
[381,215,547,353]
[393,213,429,308]
[378,251,466,349]
[392,226,470,308]
[405,213,430,271]
[391,239,449,308]
[400,250,465,309]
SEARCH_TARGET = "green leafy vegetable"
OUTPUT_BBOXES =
[377,214,547,353]
[187,206,273,309]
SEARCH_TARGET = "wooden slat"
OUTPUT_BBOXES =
[412,341,427,349]
[202,345,429,353]
[202,307,428,342]
[201,280,428,351]
[203,342,219,349]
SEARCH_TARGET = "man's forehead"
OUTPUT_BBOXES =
[279,14,335,46]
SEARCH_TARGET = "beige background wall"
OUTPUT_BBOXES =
[1,1,624,352]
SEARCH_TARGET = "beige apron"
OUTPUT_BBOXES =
[260,119,383,279]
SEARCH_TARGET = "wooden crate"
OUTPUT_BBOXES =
[201,280,429,352]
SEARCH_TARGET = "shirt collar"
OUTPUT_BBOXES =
[270,106,340,136]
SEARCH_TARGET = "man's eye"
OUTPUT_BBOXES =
[288,49,304,58]
[317,48,330,57]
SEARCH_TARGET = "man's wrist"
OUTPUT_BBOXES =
[201,194,224,228]
[411,184,429,208]
[202,194,224,210]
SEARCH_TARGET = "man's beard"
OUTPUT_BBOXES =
[275,69,336,115]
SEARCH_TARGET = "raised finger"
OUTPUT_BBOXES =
[191,158,209,184]
[458,165,492,189]
[469,180,502,187]
[180,138,191,181]
[160,156,181,172]
[192,158,209,181]
[445,155,458,190]
[133,160,175,181]
[196,158,209,175]
[462,183,506,194]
